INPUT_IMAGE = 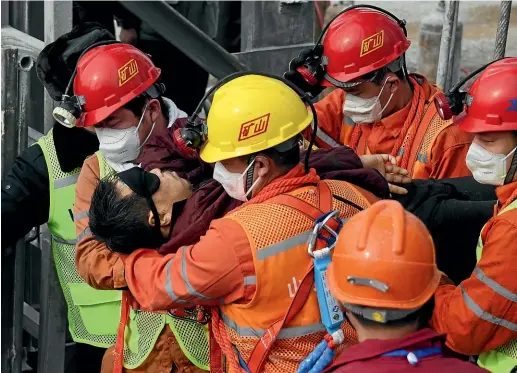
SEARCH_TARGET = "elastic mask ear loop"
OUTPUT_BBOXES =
[136,101,156,149]
[504,146,517,185]
[378,78,394,117]
[244,156,259,199]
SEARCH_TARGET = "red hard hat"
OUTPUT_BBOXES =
[321,8,410,86]
[73,43,161,127]
[456,57,517,133]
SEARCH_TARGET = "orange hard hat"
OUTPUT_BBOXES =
[73,43,161,127]
[327,200,440,322]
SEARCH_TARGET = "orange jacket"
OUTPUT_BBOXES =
[125,165,380,372]
[307,74,473,179]
[431,181,517,355]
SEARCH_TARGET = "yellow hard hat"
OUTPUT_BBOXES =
[199,75,313,163]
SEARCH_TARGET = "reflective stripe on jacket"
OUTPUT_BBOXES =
[431,181,517,366]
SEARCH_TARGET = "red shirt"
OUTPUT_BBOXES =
[325,328,488,373]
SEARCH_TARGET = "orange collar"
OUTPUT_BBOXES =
[496,181,517,212]
[238,164,320,209]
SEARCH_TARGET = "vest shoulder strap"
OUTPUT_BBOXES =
[245,180,337,373]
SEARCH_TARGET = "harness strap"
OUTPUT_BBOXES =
[113,290,131,373]
[245,181,338,373]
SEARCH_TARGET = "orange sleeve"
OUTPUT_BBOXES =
[305,89,345,149]
[74,155,127,290]
[429,124,473,179]
[124,217,253,311]
[431,217,517,355]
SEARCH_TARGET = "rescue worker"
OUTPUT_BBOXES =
[120,73,382,373]
[325,200,488,373]
[1,23,114,373]
[284,5,473,179]
[431,58,517,372]
[69,42,209,372]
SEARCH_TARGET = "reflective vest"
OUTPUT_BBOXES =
[38,130,121,348]
[476,198,517,373]
[218,180,373,373]
[343,87,453,179]
[96,152,210,370]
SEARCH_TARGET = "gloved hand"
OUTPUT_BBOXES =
[283,45,326,98]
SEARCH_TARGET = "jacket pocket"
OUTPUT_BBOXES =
[69,283,122,336]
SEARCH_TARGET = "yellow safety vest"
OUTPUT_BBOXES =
[38,130,121,348]
[476,198,517,373]
[97,152,210,370]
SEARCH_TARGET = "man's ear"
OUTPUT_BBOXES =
[148,98,161,123]
[254,156,271,178]
[148,210,171,228]
[386,74,400,94]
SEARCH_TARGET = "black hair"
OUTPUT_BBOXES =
[256,141,301,171]
[351,296,435,329]
[89,176,164,254]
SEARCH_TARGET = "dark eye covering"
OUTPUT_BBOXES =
[118,167,161,234]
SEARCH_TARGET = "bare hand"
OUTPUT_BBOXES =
[119,28,138,45]
[359,154,412,195]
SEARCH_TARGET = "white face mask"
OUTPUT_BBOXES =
[213,160,261,202]
[343,78,394,124]
[96,104,156,168]
[466,142,517,186]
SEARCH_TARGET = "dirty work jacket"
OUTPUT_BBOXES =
[124,165,380,373]
[324,328,489,373]
[308,74,473,179]
[432,181,517,360]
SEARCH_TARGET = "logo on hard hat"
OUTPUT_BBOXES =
[360,30,384,57]
[118,59,139,87]
[238,113,270,141]
[507,98,517,112]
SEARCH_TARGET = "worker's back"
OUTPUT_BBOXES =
[216,179,379,373]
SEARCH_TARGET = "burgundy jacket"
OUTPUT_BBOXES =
[324,328,488,373]
[139,123,390,254]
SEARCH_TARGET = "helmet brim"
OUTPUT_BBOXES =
[455,111,517,133]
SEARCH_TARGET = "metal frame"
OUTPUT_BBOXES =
[119,0,248,79]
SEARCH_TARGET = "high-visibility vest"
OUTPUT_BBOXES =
[218,180,373,373]
[96,152,210,370]
[38,130,121,348]
[476,198,517,373]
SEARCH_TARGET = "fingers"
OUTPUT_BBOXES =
[385,173,412,185]
[384,164,409,176]
[389,183,408,195]
[379,154,397,165]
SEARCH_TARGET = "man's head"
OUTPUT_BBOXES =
[89,168,192,254]
[321,8,412,123]
[457,58,517,186]
[70,43,168,166]
[199,74,314,201]
[327,200,440,341]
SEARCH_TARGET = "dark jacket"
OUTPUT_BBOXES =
[1,124,98,248]
[325,328,488,373]
[393,178,496,284]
